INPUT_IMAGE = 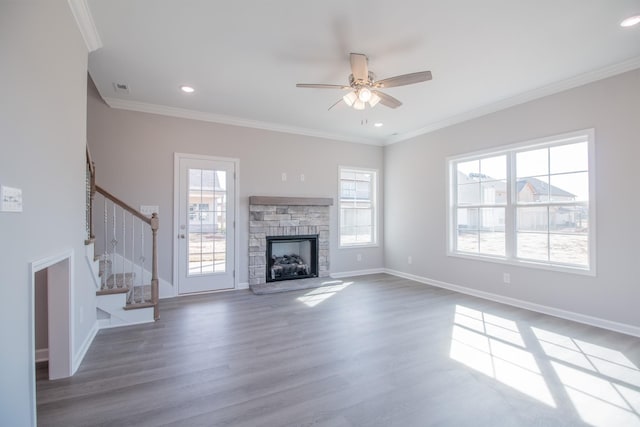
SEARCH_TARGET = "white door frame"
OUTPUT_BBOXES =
[173,153,239,295]
[29,248,74,426]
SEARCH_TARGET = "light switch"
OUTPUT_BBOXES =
[1,185,23,212]
[140,205,159,216]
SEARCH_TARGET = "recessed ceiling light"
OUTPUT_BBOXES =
[180,85,195,93]
[374,122,384,127]
[620,15,640,27]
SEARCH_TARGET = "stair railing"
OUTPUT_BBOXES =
[86,148,159,320]
[85,146,96,243]
[94,186,160,320]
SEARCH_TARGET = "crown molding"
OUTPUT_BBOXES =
[103,97,383,146]
[68,0,102,52]
[385,55,640,145]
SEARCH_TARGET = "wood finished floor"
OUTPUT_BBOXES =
[37,274,640,426]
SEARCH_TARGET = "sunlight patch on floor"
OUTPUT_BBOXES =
[450,305,556,407]
[533,327,640,427]
[296,281,352,307]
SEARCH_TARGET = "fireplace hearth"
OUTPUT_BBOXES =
[267,235,318,282]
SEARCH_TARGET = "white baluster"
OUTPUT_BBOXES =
[140,224,145,303]
[103,197,108,289]
[131,217,135,304]
[122,209,126,291]
[111,204,117,288]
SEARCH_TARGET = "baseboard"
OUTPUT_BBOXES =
[237,282,249,290]
[72,320,99,374]
[35,348,49,363]
[384,268,640,338]
[330,268,385,279]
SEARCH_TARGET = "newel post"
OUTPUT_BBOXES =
[150,213,160,320]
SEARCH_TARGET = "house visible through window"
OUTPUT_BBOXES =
[340,167,377,247]
[448,130,594,273]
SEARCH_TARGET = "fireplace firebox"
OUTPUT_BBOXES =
[266,235,318,282]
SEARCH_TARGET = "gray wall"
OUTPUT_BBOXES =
[0,2,95,424]
[87,81,385,289]
[384,69,640,328]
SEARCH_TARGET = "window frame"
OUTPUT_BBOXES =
[339,166,378,248]
[447,129,596,276]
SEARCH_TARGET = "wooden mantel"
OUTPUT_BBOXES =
[249,196,333,206]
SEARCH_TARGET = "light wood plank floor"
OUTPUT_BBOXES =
[37,274,640,426]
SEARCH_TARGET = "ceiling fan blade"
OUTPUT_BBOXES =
[327,98,345,111]
[296,83,350,90]
[374,91,402,109]
[374,71,432,88]
[350,53,369,82]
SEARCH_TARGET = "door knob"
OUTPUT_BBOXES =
[178,234,185,239]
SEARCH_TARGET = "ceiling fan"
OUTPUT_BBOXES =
[296,53,432,110]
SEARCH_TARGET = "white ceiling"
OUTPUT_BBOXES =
[86,0,640,145]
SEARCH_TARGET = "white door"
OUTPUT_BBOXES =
[176,155,235,294]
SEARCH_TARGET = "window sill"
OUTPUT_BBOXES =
[446,251,595,277]
[340,243,380,250]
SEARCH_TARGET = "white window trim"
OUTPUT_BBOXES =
[446,129,596,276]
[339,166,379,248]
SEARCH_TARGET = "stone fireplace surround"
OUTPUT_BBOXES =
[249,196,333,286]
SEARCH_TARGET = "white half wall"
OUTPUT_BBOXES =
[384,68,640,330]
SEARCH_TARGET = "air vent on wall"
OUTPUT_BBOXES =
[112,82,130,94]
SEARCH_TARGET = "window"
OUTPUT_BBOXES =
[340,167,377,247]
[448,130,594,273]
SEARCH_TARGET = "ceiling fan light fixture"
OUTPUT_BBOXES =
[343,91,357,106]
[353,99,366,110]
[620,15,640,27]
[358,87,372,102]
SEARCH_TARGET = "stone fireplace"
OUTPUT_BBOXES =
[249,196,332,286]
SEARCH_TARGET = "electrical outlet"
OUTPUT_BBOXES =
[503,273,511,284]
[408,256,413,265]
[356,253,362,262]
[300,174,305,182]
[281,172,287,181]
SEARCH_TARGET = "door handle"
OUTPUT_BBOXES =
[178,234,185,239]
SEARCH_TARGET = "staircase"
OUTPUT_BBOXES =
[86,147,159,327]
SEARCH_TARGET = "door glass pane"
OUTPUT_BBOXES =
[188,168,227,276]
